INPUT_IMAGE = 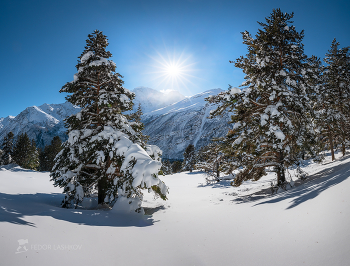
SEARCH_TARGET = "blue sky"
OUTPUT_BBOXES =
[1,0,349,118]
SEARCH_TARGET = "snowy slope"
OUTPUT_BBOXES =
[143,89,231,159]
[144,88,222,116]
[0,116,15,130]
[132,86,186,114]
[1,152,350,266]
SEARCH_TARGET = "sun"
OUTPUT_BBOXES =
[166,64,181,77]
[147,49,199,93]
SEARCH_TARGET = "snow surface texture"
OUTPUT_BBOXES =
[1,151,350,265]
[0,88,231,158]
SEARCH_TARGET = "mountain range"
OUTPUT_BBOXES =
[0,87,232,159]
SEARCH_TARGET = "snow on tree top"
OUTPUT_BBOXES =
[80,51,94,63]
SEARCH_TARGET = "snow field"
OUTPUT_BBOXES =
[1,152,350,265]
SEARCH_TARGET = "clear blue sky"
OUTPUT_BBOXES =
[1,0,349,118]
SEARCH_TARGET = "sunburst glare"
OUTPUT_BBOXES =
[147,49,200,94]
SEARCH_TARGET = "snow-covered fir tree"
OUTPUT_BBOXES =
[309,55,340,161]
[208,9,315,188]
[51,30,168,209]
[1,131,14,165]
[322,39,350,157]
[182,144,196,172]
[145,144,162,162]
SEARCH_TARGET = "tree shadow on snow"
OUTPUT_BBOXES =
[0,164,37,173]
[186,171,207,176]
[0,192,157,227]
[198,179,233,189]
[246,157,350,209]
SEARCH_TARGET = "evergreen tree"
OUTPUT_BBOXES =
[310,55,340,161]
[125,103,149,146]
[196,142,223,182]
[51,30,167,209]
[161,159,173,175]
[145,144,162,162]
[322,39,350,157]
[12,133,39,170]
[28,140,39,170]
[208,9,315,188]
[1,131,14,165]
[172,161,182,173]
[39,136,62,171]
[0,149,4,165]
[13,133,31,167]
[182,144,196,172]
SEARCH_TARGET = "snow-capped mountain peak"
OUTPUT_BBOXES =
[0,103,81,147]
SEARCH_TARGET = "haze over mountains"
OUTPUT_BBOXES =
[0,87,232,159]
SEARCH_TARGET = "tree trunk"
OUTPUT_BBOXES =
[216,162,220,181]
[328,130,335,161]
[276,166,286,186]
[276,152,286,186]
[98,176,107,204]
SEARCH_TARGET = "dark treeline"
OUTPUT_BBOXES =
[0,132,62,171]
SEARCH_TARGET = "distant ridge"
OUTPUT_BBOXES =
[0,88,231,158]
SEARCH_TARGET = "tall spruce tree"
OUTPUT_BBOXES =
[311,55,340,161]
[322,39,350,157]
[1,132,14,165]
[51,30,167,209]
[208,9,315,188]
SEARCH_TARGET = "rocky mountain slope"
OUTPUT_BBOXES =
[142,89,231,159]
[0,102,80,148]
[0,88,232,158]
